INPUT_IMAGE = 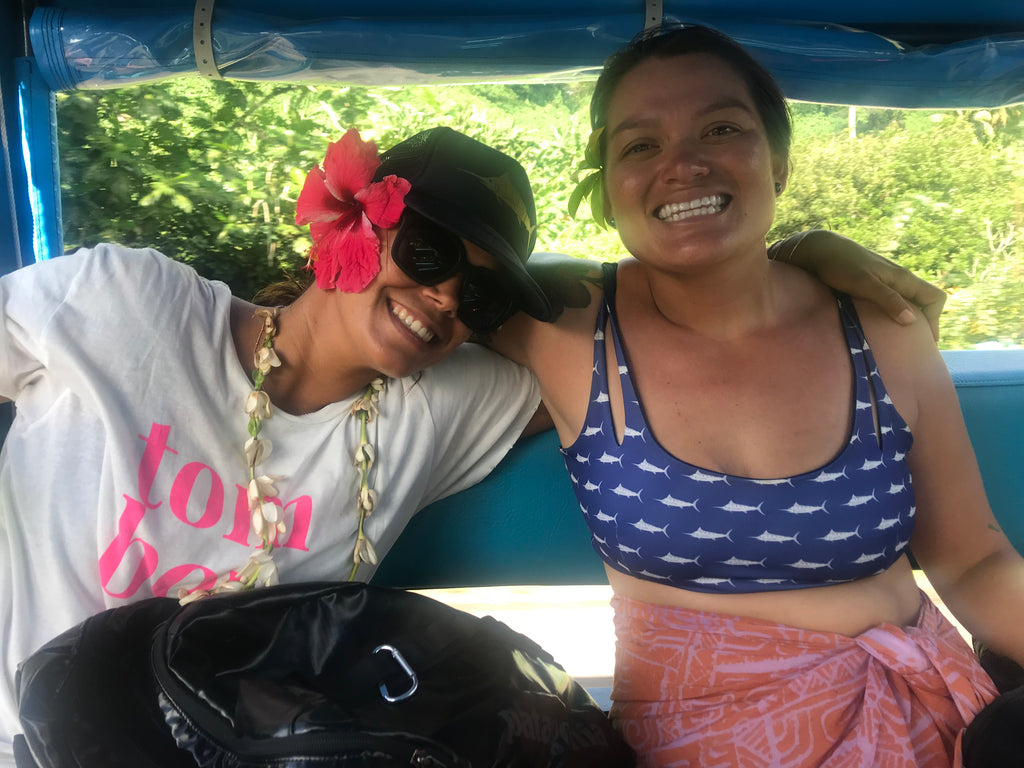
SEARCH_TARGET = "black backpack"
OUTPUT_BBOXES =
[16,582,635,767]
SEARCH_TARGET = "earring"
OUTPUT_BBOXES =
[775,182,783,194]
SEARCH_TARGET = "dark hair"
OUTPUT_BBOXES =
[590,24,792,166]
[252,271,312,306]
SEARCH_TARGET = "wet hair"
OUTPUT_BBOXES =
[590,24,792,166]
[252,271,312,306]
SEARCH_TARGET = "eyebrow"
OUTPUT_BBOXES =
[608,97,756,140]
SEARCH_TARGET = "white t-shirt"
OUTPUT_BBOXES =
[0,244,540,759]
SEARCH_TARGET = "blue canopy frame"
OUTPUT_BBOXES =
[2,0,1024,270]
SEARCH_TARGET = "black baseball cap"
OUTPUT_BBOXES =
[374,127,553,323]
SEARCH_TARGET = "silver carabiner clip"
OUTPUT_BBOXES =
[373,644,419,702]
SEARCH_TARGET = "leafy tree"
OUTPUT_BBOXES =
[774,107,1023,347]
[58,79,1023,347]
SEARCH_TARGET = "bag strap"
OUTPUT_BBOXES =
[13,735,39,767]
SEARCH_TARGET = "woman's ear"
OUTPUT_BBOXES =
[773,155,790,196]
[602,179,616,229]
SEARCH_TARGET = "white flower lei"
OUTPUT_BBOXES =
[178,307,384,604]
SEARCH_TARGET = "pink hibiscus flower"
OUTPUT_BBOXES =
[295,129,410,292]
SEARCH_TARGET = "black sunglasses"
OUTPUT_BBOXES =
[391,212,518,334]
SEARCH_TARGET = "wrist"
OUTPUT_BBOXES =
[770,229,817,265]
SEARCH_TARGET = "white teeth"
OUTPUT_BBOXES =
[657,194,726,222]
[392,306,435,342]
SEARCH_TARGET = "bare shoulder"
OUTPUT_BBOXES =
[853,297,938,362]
[493,255,605,366]
[493,256,609,439]
[852,297,948,430]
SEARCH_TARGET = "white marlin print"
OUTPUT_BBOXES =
[594,511,617,523]
[753,530,800,544]
[688,470,729,484]
[617,543,642,556]
[574,453,590,464]
[594,391,610,404]
[859,459,885,471]
[691,576,734,587]
[810,469,848,483]
[583,423,605,437]
[631,519,670,536]
[659,495,699,510]
[819,527,861,542]
[636,459,670,477]
[623,426,647,441]
[875,516,900,530]
[598,452,623,466]
[583,480,602,493]
[787,559,834,569]
[717,501,763,514]
[852,551,885,564]
[845,491,878,507]
[658,553,701,565]
[686,527,733,541]
[612,484,643,501]
[720,556,766,567]
[782,501,828,515]
[887,482,906,494]
[637,569,671,581]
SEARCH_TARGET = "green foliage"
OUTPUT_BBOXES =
[773,105,1024,347]
[57,82,1024,347]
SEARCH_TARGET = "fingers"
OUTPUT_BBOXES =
[865,276,920,329]
[881,268,947,342]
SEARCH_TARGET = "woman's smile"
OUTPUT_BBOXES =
[655,193,730,222]
[390,301,437,343]
[603,53,785,264]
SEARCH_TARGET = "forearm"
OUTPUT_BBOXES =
[936,547,1024,666]
[767,229,818,264]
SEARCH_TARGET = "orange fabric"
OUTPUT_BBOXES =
[610,592,998,767]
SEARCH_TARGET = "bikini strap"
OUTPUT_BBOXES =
[599,262,648,429]
[835,292,899,444]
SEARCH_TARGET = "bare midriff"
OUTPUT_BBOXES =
[606,554,922,637]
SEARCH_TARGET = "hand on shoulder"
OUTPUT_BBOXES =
[525,253,604,319]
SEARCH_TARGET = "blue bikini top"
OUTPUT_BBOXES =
[560,263,916,594]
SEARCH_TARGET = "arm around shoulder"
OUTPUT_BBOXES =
[775,230,947,340]
[491,253,603,369]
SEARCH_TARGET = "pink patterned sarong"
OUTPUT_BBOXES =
[610,592,998,767]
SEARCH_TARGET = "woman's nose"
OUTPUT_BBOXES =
[422,274,461,315]
[663,140,709,180]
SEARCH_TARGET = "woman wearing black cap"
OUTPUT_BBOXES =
[0,124,938,762]
[0,126,557,758]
